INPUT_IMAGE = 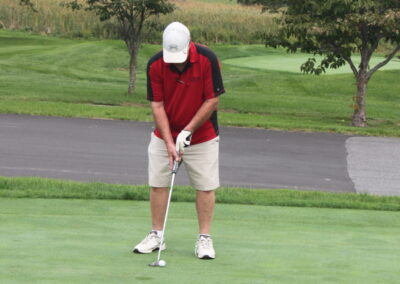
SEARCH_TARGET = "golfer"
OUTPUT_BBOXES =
[133,22,225,259]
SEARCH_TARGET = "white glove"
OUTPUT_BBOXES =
[176,130,192,155]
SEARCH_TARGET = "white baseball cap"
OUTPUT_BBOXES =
[163,22,190,63]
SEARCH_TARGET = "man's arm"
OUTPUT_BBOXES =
[175,97,219,156]
[151,101,179,168]
[184,97,219,133]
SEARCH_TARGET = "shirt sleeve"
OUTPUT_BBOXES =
[203,55,225,100]
[147,61,163,102]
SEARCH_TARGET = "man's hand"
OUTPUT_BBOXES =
[176,130,192,156]
[167,142,179,170]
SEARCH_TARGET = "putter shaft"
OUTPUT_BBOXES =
[153,160,178,264]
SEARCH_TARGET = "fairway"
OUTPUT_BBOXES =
[224,54,400,74]
[1,198,400,283]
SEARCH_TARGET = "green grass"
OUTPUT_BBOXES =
[224,54,400,74]
[2,176,400,212]
[0,100,153,121]
[1,30,400,136]
[1,198,400,283]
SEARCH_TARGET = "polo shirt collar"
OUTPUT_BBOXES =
[188,42,198,63]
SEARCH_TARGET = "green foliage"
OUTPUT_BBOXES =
[63,0,174,40]
[245,0,400,126]
[257,0,400,76]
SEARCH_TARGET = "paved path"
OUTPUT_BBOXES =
[346,137,400,196]
[1,114,399,195]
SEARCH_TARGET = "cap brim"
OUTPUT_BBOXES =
[163,45,189,63]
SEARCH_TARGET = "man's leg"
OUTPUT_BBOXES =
[195,189,216,259]
[196,190,215,235]
[132,187,168,253]
[182,137,219,259]
[133,133,169,254]
[150,187,169,230]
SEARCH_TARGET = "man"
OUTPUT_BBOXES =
[133,21,225,259]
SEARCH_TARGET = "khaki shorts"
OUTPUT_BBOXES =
[148,133,220,191]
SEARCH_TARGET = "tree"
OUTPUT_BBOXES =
[244,0,400,127]
[66,0,174,94]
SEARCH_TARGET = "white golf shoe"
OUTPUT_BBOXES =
[133,231,166,254]
[195,235,216,259]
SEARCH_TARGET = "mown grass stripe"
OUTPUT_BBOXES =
[1,176,399,212]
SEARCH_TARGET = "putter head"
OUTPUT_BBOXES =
[148,261,162,267]
[148,259,166,267]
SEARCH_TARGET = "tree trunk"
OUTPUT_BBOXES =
[127,46,139,94]
[352,74,368,127]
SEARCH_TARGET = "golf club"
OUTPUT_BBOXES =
[149,159,180,268]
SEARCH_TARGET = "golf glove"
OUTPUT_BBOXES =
[176,130,192,155]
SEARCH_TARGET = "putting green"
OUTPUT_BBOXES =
[1,198,400,283]
[223,54,400,75]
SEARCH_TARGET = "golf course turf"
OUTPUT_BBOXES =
[2,177,400,211]
[1,22,400,283]
[1,198,400,283]
[1,30,400,137]
[2,1,400,282]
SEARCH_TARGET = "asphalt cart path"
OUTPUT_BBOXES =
[1,114,399,195]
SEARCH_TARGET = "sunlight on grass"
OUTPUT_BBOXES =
[224,55,400,74]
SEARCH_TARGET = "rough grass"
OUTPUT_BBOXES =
[1,176,400,211]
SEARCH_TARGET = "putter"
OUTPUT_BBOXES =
[149,159,180,267]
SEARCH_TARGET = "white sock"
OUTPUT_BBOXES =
[154,230,163,238]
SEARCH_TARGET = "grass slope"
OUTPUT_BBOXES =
[1,177,400,212]
[1,198,400,283]
[1,31,400,136]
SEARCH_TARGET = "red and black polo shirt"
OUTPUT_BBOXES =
[147,42,225,145]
